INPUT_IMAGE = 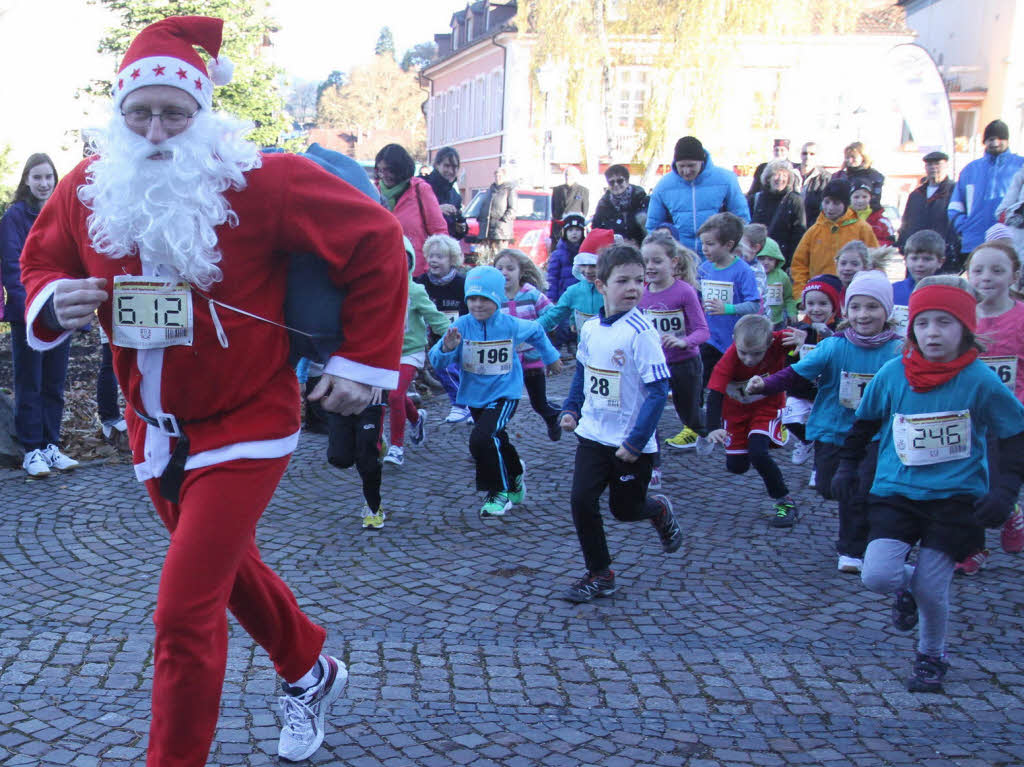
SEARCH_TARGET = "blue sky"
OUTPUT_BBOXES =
[267,0,465,82]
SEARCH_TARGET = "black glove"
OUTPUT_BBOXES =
[974,491,1014,528]
[829,460,859,505]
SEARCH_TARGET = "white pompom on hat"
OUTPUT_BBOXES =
[113,15,232,110]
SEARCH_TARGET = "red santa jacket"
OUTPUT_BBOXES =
[20,152,407,480]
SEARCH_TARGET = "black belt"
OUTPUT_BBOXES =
[135,410,191,504]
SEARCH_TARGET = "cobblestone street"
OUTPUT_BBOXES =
[2,368,1024,767]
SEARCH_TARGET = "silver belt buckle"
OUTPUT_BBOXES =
[154,412,181,438]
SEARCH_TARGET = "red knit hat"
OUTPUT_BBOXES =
[801,274,842,315]
[908,284,978,334]
[114,16,233,110]
[579,228,615,257]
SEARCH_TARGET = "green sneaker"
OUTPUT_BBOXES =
[666,427,699,449]
[769,498,798,528]
[507,462,526,505]
[361,506,386,529]
[480,492,511,517]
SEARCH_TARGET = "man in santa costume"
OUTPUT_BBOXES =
[18,16,406,767]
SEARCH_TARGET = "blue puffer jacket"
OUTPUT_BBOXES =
[546,238,580,301]
[0,200,39,322]
[645,149,750,255]
[948,150,1024,253]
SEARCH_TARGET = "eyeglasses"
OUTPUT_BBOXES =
[121,107,198,132]
[801,152,815,157]
[608,177,627,186]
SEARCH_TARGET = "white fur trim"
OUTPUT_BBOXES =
[25,280,75,351]
[114,55,213,108]
[133,430,301,482]
[323,356,400,389]
[209,55,234,86]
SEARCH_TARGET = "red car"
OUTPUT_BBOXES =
[463,189,552,267]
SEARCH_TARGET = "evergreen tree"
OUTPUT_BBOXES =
[374,26,396,59]
[85,0,290,147]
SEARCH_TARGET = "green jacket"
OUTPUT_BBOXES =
[759,237,798,325]
[404,275,452,357]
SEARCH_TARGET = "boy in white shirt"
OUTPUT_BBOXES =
[559,244,683,603]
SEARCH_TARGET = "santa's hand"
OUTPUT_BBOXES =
[308,375,373,415]
[53,277,108,329]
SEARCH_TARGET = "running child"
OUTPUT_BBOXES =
[705,314,798,527]
[892,229,945,335]
[539,228,614,340]
[494,248,563,441]
[835,275,1024,692]
[747,270,903,570]
[640,231,709,456]
[791,178,879,297]
[755,237,797,329]
[384,240,452,466]
[429,266,562,517]
[778,274,844,481]
[415,234,471,423]
[953,240,1024,573]
[325,389,389,528]
[559,243,682,603]
[697,213,761,400]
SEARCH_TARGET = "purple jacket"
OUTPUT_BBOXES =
[546,238,580,301]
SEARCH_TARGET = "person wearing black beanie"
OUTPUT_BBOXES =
[984,119,1010,146]
[820,179,851,209]
[674,136,706,165]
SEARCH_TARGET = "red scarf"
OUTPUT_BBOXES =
[902,346,979,392]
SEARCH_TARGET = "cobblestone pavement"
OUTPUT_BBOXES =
[3,366,1024,767]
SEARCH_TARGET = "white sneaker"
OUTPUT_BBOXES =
[382,446,404,466]
[695,436,714,457]
[791,440,813,465]
[444,406,471,423]
[42,444,78,471]
[407,409,427,447]
[649,468,663,489]
[807,469,817,489]
[837,555,863,574]
[278,655,347,762]
[22,449,51,478]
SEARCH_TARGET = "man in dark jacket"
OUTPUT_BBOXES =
[477,166,517,262]
[897,151,959,263]
[798,141,831,225]
[550,165,589,249]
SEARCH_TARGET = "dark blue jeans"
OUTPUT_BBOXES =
[97,341,120,423]
[10,322,71,450]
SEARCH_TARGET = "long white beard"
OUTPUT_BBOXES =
[78,109,262,290]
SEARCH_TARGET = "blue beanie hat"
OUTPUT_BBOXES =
[464,265,505,308]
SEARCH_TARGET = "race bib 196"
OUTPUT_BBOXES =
[893,410,971,466]
[766,283,783,306]
[112,276,193,350]
[838,371,874,410]
[982,355,1018,390]
[462,339,513,375]
[701,280,734,305]
[645,308,685,335]
[585,365,621,410]
[892,305,909,337]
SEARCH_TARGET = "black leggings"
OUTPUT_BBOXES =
[469,399,521,493]
[523,368,559,425]
[668,357,704,434]
[327,405,385,510]
[725,434,789,499]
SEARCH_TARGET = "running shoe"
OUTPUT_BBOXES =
[666,427,699,449]
[837,555,863,574]
[507,463,526,505]
[361,506,386,529]
[791,440,813,465]
[1001,505,1024,554]
[954,549,989,576]
[407,409,427,447]
[42,444,79,471]
[807,469,817,489]
[906,652,949,693]
[649,494,683,553]
[480,492,511,517]
[278,655,347,762]
[445,406,472,423]
[769,498,798,528]
[382,446,404,466]
[22,449,50,478]
[564,570,616,603]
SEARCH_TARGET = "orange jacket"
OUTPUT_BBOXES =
[790,208,879,297]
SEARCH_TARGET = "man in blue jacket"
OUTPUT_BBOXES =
[646,136,750,256]
[948,119,1024,271]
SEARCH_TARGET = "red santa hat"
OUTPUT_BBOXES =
[113,16,234,110]
[578,228,615,258]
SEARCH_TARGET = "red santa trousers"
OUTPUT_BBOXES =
[144,455,326,767]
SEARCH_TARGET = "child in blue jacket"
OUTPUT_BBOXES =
[429,266,562,517]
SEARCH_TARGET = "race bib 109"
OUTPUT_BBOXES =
[645,308,685,335]
[585,365,621,410]
[892,305,909,337]
[112,276,193,350]
[701,280,734,305]
[982,355,1018,390]
[462,339,513,375]
[893,409,971,466]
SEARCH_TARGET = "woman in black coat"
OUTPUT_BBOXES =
[591,164,648,244]
[750,159,806,268]
[423,146,467,240]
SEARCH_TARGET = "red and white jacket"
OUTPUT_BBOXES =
[20,152,407,481]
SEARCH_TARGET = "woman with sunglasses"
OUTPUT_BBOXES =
[592,164,649,245]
